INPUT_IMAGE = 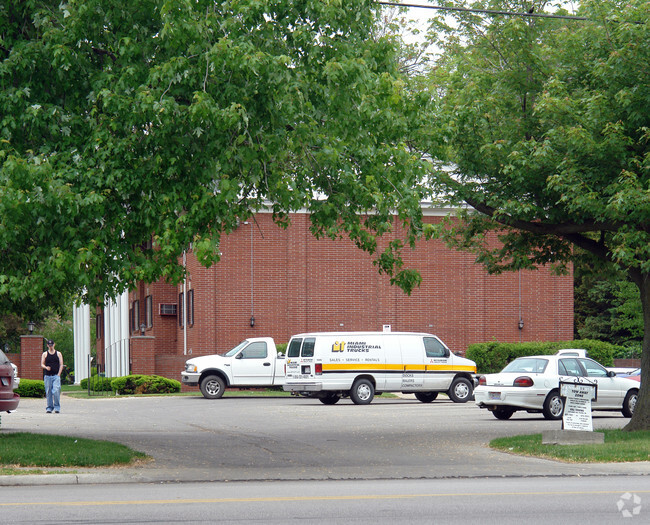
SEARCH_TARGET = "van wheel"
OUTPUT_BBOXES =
[542,390,564,420]
[414,392,438,403]
[319,393,341,405]
[448,377,472,403]
[350,379,375,405]
[200,375,226,399]
[622,390,638,418]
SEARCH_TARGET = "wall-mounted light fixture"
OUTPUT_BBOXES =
[140,323,146,336]
[518,319,524,330]
[250,316,255,328]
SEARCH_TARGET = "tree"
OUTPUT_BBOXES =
[0,0,430,316]
[426,0,650,430]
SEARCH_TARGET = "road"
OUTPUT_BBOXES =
[0,476,648,524]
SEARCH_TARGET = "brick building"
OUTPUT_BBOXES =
[92,208,573,389]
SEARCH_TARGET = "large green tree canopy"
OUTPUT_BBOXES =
[426,0,649,429]
[0,0,429,317]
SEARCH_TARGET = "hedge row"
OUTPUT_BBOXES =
[466,339,626,374]
[17,375,181,397]
[15,379,45,398]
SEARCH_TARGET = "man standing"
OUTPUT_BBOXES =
[41,339,63,413]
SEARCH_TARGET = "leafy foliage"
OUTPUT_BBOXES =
[467,339,625,374]
[15,379,45,398]
[110,374,181,395]
[426,0,650,429]
[0,0,430,318]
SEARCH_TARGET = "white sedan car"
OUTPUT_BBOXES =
[475,354,639,420]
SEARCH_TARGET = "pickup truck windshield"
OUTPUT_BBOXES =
[223,341,248,357]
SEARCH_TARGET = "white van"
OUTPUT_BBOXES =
[283,332,477,405]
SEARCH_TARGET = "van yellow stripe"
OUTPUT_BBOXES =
[322,364,476,373]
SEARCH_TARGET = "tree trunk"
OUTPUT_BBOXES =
[623,272,650,431]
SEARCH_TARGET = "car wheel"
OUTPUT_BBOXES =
[448,377,473,403]
[542,390,564,420]
[350,378,374,405]
[414,392,439,403]
[200,375,226,399]
[492,406,516,420]
[319,393,341,405]
[622,390,638,418]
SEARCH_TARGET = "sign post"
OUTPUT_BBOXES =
[559,379,597,432]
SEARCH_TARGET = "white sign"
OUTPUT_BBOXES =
[560,380,597,432]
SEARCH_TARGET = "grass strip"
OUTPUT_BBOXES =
[490,429,650,463]
[0,433,148,468]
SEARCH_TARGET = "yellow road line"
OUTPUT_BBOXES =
[2,489,650,507]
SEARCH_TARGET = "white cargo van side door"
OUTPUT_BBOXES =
[230,341,273,385]
[398,335,427,391]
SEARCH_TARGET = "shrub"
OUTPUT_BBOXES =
[15,379,45,398]
[276,343,287,356]
[110,375,181,395]
[466,339,625,374]
[79,376,114,392]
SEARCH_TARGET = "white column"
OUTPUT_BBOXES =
[104,291,130,377]
[73,303,91,384]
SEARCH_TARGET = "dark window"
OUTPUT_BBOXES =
[241,342,268,359]
[424,337,447,358]
[302,338,316,357]
[178,293,184,327]
[287,338,302,358]
[145,295,153,328]
[188,289,194,327]
[130,301,140,333]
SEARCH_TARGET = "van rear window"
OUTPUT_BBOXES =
[302,338,315,357]
[288,338,302,358]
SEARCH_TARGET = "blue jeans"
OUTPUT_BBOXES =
[44,375,61,412]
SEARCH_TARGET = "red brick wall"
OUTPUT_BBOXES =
[101,211,575,382]
[19,335,45,380]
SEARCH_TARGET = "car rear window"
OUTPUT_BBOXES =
[0,349,9,365]
[502,358,548,374]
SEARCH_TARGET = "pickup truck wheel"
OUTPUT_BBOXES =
[319,393,341,405]
[350,379,374,405]
[200,375,226,399]
[414,392,438,403]
[448,377,472,403]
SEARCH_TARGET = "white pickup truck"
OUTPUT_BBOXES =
[181,337,285,399]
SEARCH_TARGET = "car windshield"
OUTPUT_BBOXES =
[502,358,548,374]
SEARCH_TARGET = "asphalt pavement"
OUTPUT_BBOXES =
[1,394,648,486]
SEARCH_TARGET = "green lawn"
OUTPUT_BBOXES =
[0,432,148,471]
[490,429,650,462]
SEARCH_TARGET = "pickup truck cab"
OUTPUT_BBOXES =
[181,337,285,399]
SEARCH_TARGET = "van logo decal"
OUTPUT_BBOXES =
[332,341,346,353]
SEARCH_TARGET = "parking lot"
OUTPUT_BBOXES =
[2,394,646,483]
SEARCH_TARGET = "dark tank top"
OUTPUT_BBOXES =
[44,350,60,376]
